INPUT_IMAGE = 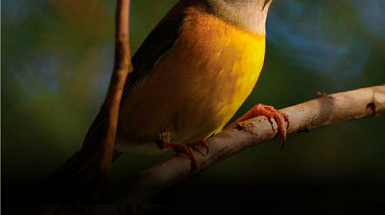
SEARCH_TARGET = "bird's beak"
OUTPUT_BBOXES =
[263,0,273,10]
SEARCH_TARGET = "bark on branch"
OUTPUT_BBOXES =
[119,85,385,203]
[98,0,131,186]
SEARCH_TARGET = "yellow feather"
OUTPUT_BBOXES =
[115,6,266,153]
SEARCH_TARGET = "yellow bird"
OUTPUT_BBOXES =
[42,0,288,188]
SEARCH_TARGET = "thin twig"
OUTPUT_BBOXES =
[118,85,385,203]
[98,0,132,187]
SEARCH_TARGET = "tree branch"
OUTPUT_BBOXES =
[119,85,385,203]
[98,0,132,186]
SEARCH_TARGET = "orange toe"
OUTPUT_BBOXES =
[227,103,289,149]
[161,141,209,172]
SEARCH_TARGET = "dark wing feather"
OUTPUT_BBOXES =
[79,14,185,158]
[36,14,185,191]
[35,2,198,192]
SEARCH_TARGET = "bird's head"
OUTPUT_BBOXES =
[206,0,273,34]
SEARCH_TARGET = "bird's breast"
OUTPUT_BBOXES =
[116,7,266,153]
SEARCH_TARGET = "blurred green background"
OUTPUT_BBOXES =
[2,0,385,202]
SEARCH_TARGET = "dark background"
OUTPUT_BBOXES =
[2,0,385,204]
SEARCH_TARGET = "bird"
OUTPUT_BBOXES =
[39,0,288,194]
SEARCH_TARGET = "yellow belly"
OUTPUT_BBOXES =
[116,7,266,153]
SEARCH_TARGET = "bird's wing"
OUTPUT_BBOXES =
[78,14,185,158]
[37,2,194,189]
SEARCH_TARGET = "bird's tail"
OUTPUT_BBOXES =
[34,132,123,202]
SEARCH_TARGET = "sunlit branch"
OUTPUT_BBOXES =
[119,85,385,203]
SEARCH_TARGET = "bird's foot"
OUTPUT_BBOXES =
[226,103,289,150]
[161,141,209,172]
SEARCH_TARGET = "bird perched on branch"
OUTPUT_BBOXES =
[40,0,288,192]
